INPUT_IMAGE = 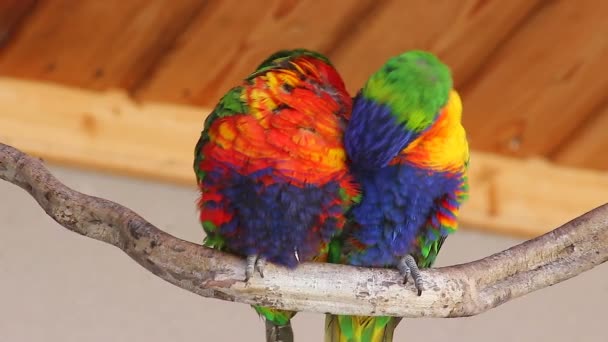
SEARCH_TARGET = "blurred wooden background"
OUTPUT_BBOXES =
[0,0,607,237]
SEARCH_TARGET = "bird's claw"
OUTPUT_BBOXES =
[398,254,424,296]
[245,254,266,282]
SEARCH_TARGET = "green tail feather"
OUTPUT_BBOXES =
[324,241,402,341]
[324,315,401,342]
[265,319,294,342]
[254,306,296,342]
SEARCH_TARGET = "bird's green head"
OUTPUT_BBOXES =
[345,50,456,169]
[361,50,452,133]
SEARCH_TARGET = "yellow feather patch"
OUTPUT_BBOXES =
[218,121,237,141]
[401,90,469,171]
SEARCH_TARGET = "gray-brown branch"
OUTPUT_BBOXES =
[1,142,607,317]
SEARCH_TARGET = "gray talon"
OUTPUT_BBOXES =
[245,255,266,281]
[245,255,257,282]
[256,257,266,278]
[398,254,424,296]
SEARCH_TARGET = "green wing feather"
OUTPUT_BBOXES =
[193,86,247,184]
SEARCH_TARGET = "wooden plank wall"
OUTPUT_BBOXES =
[0,0,36,48]
[1,0,605,172]
[0,0,207,90]
[329,0,543,93]
[463,0,608,158]
[136,0,378,106]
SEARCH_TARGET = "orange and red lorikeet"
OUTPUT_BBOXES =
[193,49,359,341]
[325,51,470,341]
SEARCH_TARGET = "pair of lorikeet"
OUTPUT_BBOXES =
[193,49,469,342]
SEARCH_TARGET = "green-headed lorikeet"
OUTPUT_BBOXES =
[194,49,359,342]
[325,51,470,342]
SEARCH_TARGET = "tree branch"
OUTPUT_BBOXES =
[1,142,607,318]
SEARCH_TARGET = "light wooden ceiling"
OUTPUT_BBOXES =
[1,0,607,170]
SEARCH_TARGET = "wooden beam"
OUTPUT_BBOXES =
[465,151,608,237]
[0,77,200,184]
[0,78,606,238]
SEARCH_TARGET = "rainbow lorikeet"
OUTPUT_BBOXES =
[325,51,470,342]
[193,49,359,341]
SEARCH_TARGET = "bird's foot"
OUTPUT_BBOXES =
[397,254,424,296]
[245,254,266,282]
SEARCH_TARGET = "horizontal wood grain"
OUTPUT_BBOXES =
[0,77,202,184]
[465,151,608,237]
[1,77,605,238]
